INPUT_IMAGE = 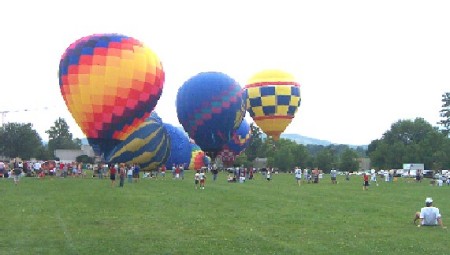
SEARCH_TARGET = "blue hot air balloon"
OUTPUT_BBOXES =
[106,114,170,171]
[163,123,192,169]
[176,72,246,156]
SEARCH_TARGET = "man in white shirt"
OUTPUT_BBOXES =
[413,197,446,228]
[294,167,302,186]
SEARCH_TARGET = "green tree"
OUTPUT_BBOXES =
[234,152,251,168]
[314,148,334,172]
[245,123,264,162]
[339,148,359,172]
[368,118,449,169]
[292,143,311,169]
[45,118,80,157]
[0,122,44,159]
[273,139,296,171]
[438,92,450,136]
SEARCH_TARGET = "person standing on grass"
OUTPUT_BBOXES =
[127,166,133,183]
[371,170,378,186]
[194,170,200,189]
[330,169,337,184]
[133,163,140,183]
[294,167,302,186]
[413,197,446,229]
[13,167,22,185]
[266,169,271,181]
[119,163,126,187]
[199,169,206,189]
[0,160,5,178]
[109,164,117,187]
[363,173,369,190]
[212,166,218,181]
[160,165,166,179]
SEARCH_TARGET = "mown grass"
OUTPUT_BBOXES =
[0,172,448,254]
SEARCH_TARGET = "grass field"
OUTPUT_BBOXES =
[1,172,448,255]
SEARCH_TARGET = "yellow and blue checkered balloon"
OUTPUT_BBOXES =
[245,69,301,140]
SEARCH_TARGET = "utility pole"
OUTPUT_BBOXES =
[0,107,50,127]
[0,110,9,126]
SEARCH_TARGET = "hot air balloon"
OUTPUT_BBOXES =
[163,123,192,169]
[58,33,165,155]
[189,143,207,170]
[218,119,251,167]
[245,69,301,141]
[176,72,246,157]
[106,114,170,171]
[227,118,251,154]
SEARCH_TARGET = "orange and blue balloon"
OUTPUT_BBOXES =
[58,33,165,155]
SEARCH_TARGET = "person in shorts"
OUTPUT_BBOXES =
[294,167,302,186]
[13,167,22,185]
[199,170,206,189]
[109,164,117,187]
[363,173,369,190]
[330,169,337,184]
[194,170,200,189]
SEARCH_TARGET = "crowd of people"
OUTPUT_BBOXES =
[2,158,447,229]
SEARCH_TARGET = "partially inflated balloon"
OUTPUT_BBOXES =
[227,119,251,154]
[58,34,165,155]
[218,119,251,166]
[176,72,246,155]
[245,70,301,140]
[106,115,170,171]
[218,148,235,167]
[189,143,207,170]
[163,123,192,169]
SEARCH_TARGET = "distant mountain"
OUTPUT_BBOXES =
[280,133,332,146]
[280,133,368,149]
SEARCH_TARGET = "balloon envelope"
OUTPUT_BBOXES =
[218,119,251,166]
[163,123,192,169]
[106,115,170,171]
[245,69,301,140]
[58,33,165,155]
[227,119,251,154]
[176,72,246,155]
[189,143,207,170]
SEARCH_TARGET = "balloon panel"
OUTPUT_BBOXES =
[106,117,170,170]
[59,34,165,144]
[189,143,206,170]
[246,85,300,118]
[163,123,192,168]
[219,148,236,163]
[227,119,251,154]
[176,72,246,153]
[252,118,293,140]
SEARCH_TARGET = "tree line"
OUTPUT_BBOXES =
[1,92,449,171]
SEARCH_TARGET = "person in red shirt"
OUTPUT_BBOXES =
[160,165,166,178]
[363,173,369,190]
[109,164,117,187]
[175,165,180,179]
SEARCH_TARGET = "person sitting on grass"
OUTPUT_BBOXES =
[227,174,236,183]
[413,197,446,229]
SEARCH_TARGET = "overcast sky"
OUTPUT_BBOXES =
[1,0,449,145]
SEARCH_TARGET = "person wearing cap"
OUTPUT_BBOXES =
[413,197,446,228]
